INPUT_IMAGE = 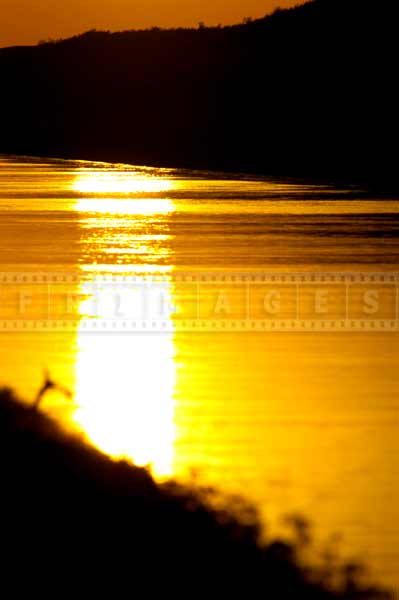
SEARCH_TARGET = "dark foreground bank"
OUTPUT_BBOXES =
[0,388,392,598]
[0,0,398,190]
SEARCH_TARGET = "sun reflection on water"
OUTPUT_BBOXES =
[72,171,174,196]
[75,198,174,216]
[71,169,177,477]
[73,282,176,476]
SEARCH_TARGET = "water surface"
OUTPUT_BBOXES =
[0,156,398,588]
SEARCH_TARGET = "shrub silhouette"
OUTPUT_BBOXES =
[0,387,392,599]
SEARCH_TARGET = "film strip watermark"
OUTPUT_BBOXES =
[0,271,398,332]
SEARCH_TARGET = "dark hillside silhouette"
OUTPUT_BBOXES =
[0,0,397,187]
[0,387,392,598]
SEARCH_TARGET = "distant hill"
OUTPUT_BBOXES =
[0,0,397,187]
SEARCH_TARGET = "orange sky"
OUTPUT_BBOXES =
[0,0,303,47]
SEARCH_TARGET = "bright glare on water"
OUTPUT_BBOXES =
[0,156,398,589]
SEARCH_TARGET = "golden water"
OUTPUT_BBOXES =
[0,156,398,589]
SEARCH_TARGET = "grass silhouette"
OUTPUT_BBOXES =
[0,386,392,598]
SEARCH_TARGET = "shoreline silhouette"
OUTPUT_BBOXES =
[0,0,397,191]
[0,386,393,598]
